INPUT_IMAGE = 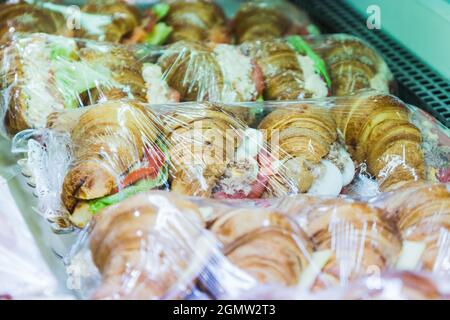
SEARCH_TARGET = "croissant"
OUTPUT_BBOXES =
[299,199,402,290]
[333,93,425,191]
[258,105,355,197]
[157,41,262,103]
[377,182,450,273]
[1,34,177,135]
[77,46,148,102]
[163,105,245,197]
[89,191,206,300]
[243,39,329,100]
[0,2,67,41]
[75,1,141,43]
[315,35,394,96]
[210,208,298,246]
[163,0,230,44]
[233,0,316,44]
[224,220,312,286]
[48,101,163,228]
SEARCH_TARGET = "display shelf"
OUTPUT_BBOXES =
[293,0,450,128]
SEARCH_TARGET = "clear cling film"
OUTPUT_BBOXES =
[0,0,319,45]
[0,0,448,302]
[1,31,394,136]
[65,186,450,300]
[11,92,450,232]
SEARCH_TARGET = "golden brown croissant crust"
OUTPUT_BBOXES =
[0,2,67,42]
[245,40,315,100]
[234,3,290,44]
[333,93,425,191]
[164,0,230,44]
[58,101,161,217]
[90,192,205,300]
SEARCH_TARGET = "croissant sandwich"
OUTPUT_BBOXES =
[163,105,246,197]
[157,41,264,103]
[333,93,426,191]
[377,182,450,273]
[258,105,355,197]
[0,2,67,42]
[47,101,167,228]
[1,33,178,135]
[314,34,395,96]
[211,208,314,287]
[233,0,319,44]
[161,0,230,44]
[242,37,330,100]
[89,191,207,300]
[298,199,402,290]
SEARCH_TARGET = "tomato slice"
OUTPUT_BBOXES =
[112,167,158,194]
[111,145,166,194]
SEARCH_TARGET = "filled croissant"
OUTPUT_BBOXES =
[0,2,67,41]
[75,1,141,43]
[327,271,447,300]
[377,182,450,273]
[333,93,425,191]
[1,34,177,135]
[163,105,245,197]
[233,0,318,44]
[314,35,394,96]
[297,199,402,290]
[89,191,206,300]
[211,208,313,287]
[157,41,263,103]
[48,101,165,228]
[243,39,329,100]
[258,105,355,197]
[162,0,230,44]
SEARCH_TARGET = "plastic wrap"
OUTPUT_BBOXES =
[308,34,396,96]
[12,92,450,231]
[1,31,395,136]
[233,271,450,300]
[0,180,74,300]
[66,188,450,299]
[0,1,142,44]
[66,191,260,300]
[0,33,261,136]
[373,183,450,275]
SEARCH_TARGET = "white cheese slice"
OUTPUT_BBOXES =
[396,240,426,271]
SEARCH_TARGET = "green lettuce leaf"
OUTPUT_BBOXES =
[151,3,170,21]
[286,35,331,87]
[88,166,169,214]
[145,22,173,45]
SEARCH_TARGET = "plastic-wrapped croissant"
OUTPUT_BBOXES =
[314,35,395,96]
[0,2,66,41]
[75,1,141,43]
[258,105,355,197]
[163,0,230,44]
[89,192,206,300]
[243,39,329,100]
[233,0,318,44]
[297,199,402,291]
[210,208,314,286]
[1,33,178,135]
[157,41,263,102]
[47,101,164,228]
[163,105,245,197]
[333,93,425,191]
[376,182,450,273]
